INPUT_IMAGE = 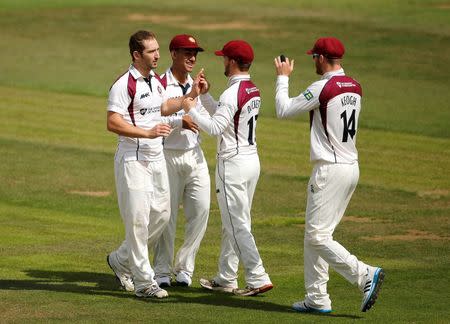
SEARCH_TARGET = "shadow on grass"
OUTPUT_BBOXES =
[0,270,362,319]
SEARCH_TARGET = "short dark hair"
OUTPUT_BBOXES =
[129,30,156,61]
[324,57,341,66]
[236,61,251,71]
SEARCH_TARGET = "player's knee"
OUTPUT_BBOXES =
[304,233,331,247]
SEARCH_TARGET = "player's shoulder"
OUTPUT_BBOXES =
[324,75,362,94]
[109,70,134,96]
[218,87,237,107]
[110,69,130,88]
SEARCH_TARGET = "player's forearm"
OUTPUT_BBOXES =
[188,109,227,136]
[161,97,184,116]
[199,93,218,115]
[107,112,149,138]
[275,76,312,118]
[275,76,297,118]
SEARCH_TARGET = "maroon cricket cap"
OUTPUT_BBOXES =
[214,40,254,64]
[306,37,345,59]
[169,34,204,51]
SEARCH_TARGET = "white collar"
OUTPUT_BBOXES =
[321,68,345,80]
[227,74,251,87]
[164,68,193,86]
[129,64,155,80]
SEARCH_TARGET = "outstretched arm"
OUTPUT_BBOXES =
[182,97,232,136]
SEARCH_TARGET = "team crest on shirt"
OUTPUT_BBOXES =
[303,90,314,101]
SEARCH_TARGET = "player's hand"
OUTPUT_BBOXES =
[195,68,210,94]
[198,76,210,94]
[182,97,196,113]
[187,68,206,98]
[274,56,294,76]
[182,115,199,133]
[147,123,171,138]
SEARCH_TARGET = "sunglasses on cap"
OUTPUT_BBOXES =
[312,53,320,59]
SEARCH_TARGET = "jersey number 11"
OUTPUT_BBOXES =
[247,114,259,145]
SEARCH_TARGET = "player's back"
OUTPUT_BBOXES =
[311,75,362,164]
[218,77,261,159]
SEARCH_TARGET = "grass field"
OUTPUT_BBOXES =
[0,1,449,323]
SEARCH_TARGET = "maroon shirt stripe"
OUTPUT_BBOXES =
[234,80,260,141]
[157,73,167,89]
[317,75,362,138]
[127,73,137,126]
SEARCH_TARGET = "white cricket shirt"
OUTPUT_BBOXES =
[275,68,362,164]
[189,74,261,159]
[160,68,209,150]
[108,64,166,161]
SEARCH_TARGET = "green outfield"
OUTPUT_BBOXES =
[0,1,449,322]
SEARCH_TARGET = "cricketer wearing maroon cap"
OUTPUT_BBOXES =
[169,34,204,52]
[306,37,345,59]
[214,40,254,64]
[274,37,384,313]
[153,34,211,288]
[182,39,273,297]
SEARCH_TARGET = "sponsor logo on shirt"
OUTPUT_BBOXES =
[140,106,161,115]
[245,87,258,94]
[140,92,150,99]
[303,90,314,101]
[336,82,356,88]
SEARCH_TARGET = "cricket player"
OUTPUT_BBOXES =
[182,40,273,296]
[106,30,200,299]
[153,34,210,287]
[273,37,384,312]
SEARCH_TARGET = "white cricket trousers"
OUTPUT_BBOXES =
[154,146,210,278]
[110,157,170,292]
[214,153,271,289]
[304,161,368,309]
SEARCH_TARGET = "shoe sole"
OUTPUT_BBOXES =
[199,279,234,293]
[361,268,385,312]
[292,304,332,313]
[135,292,169,299]
[234,283,274,297]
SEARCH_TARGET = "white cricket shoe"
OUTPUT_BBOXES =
[135,284,168,299]
[199,278,236,293]
[292,300,332,313]
[361,267,385,312]
[106,254,134,292]
[155,276,171,288]
[176,271,192,287]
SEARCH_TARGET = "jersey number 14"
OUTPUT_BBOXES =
[340,109,356,142]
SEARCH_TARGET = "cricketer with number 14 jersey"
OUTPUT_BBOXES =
[275,68,362,164]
